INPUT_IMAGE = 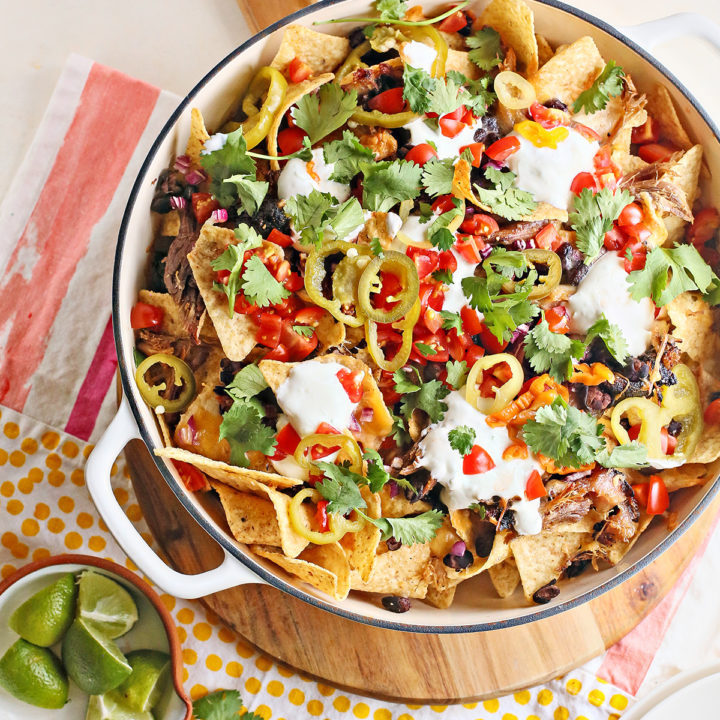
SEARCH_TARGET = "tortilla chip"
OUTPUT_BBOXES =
[444,529,512,585]
[656,463,714,492]
[574,95,625,141]
[662,145,703,243]
[267,73,334,170]
[535,34,554,66]
[187,225,258,361]
[646,84,693,151]
[259,353,393,449]
[599,514,653,565]
[445,49,480,80]
[185,108,210,167]
[689,368,720,463]
[378,485,433,517]
[137,290,217,343]
[511,531,592,600]
[424,583,456,609]
[341,487,382,582]
[160,211,180,237]
[488,558,521,598]
[529,36,604,105]
[350,542,432,598]
[156,413,174,447]
[270,26,349,78]
[667,291,720,369]
[253,543,350,600]
[316,314,346,353]
[438,30,468,51]
[212,481,283,546]
[480,0,538,75]
[637,191,669,249]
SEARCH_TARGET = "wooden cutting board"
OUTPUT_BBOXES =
[121,0,720,702]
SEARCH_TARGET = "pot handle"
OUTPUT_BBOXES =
[620,12,720,52]
[86,398,266,598]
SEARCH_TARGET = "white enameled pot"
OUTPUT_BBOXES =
[87,0,720,632]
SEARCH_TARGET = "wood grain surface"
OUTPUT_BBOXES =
[119,0,720,702]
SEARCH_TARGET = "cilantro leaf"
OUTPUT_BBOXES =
[327,196,365,242]
[393,367,422,393]
[199,128,257,208]
[448,425,476,456]
[626,243,716,306]
[225,365,268,402]
[585,314,629,364]
[313,461,367,515]
[292,324,314,337]
[440,310,463,333]
[467,27,503,71]
[223,174,268,216]
[376,0,407,22]
[399,376,450,423]
[596,441,648,468]
[364,509,445,545]
[284,190,335,246]
[210,225,263,315]
[445,360,468,389]
[573,61,625,114]
[427,200,464,250]
[370,237,384,256]
[570,187,633,263]
[391,413,411,445]
[524,315,586,382]
[193,690,244,720]
[324,130,374,183]
[219,400,277,467]
[362,160,423,212]
[363,449,390,493]
[433,268,453,284]
[428,76,471,116]
[403,65,436,114]
[446,71,495,116]
[421,158,455,197]
[293,84,358,145]
[415,342,436,357]
[474,167,537,221]
[240,255,290,307]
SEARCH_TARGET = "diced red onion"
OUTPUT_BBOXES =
[169,195,186,210]
[174,154,191,172]
[510,323,530,344]
[348,414,361,432]
[176,415,198,446]
[484,158,504,170]
[480,245,493,260]
[211,208,228,223]
[450,540,467,556]
[388,480,399,498]
[185,168,207,185]
[359,407,374,423]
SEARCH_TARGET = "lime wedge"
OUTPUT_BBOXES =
[8,572,77,647]
[0,638,68,709]
[85,693,153,720]
[62,617,132,695]
[109,649,170,713]
[77,571,138,639]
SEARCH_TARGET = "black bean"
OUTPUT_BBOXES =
[348,26,366,48]
[667,419,683,437]
[583,385,612,413]
[382,596,411,613]
[565,558,590,578]
[443,550,474,570]
[150,195,173,214]
[474,522,496,558]
[386,537,402,551]
[473,116,501,146]
[532,580,560,604]
[544,98,569,112]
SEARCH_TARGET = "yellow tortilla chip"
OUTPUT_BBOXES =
[444,529,512,586]
[667,292,720,369]
[350,542,432,598]
[646,84,693,151]
[479,0,538,75]
[424,583,456,609]
[316,314,346,353]
[488,558,521,598]
[341,487,382,583]
[593,514,653,566]
[267,73,334,170]
[270,25,349,78]
[535,34,553,66]
[378,485,433,518]
[253,543,350,600]
[212,481,284,546]
[637,192,669,249]
[137,290,217,343]
[187,225,259,362]
[159,210,180,237]
[445,49,480,79]
[529,36,604,105]
[185,108,210,167]
[574,95,625,141]
[655,463,714,492]
[662,145,703,243]
[259,353,393,449]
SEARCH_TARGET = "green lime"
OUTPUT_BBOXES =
[77,571,138,639]
[62,617,132,695]
[109,649,170,712]
[85,693,153,720]
[0,638,68,709]
[8,572,77,647]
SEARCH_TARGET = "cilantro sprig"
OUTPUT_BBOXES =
[426,198,464,250]
[219,399,276,468]
[393,367,450,422]
[362,160,423,212]
[315,0,470,28]
[323,130,374,183]
[193,690,263,720]
[448,426,476,456]
[240,255,290,308]
[474,167,537,221]
[293,84,358,145]
[573,61,625,114]
[446,70,495,116]
[467,27,504,71]
[421,158,455,198]
[284,190,364,247]
[585,314,629,364]
[524,314,585,382]
[445,360,468,389]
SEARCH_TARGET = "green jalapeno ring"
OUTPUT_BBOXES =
[357,251,419,323]
[350,108,418,128]
[135,353,196,414]
[335,41,371,84]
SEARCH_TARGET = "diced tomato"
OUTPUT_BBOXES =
[263,344,290,361]
[405,143,438,166]
[525,470,547,500]
[660,426,677,456]
[439,117,466,138]
[463,445,495,475]
[631,116,660,145]
[277,127,308,155]
[316,422,340,434]
[288,56,311,83]
[310,442,340,460]
[216,269,231,285]
[315,499,330,532]
[534,223,561,250]
[275,423,301,458]
[460,305,484,335]
[627,424,641,441]
[369,87,406,114]
[378,370,402,406]
[646,475,669,515]
[406,246,440,279]
[373,271,403,312]
[234,293,261,316]
[459,142,484,167]
[412,333,449,363]
[273,260,291,284]
[623,241,647,273]
[423,306,444,334]
[618,202,644,228]
[700,245,720,267]
[272,294,302,318]
[256,312,283,348]
[191,193,219,225]
[446,327,472,361]
[283,272,304,292]
[461,107,476,126]
[460,213,499,236]
[419,281,445,311]
[688,208,720,246]
[337,368,363,403]
[442,106,464,122]
[478,323,508,353]
[281,318,318,361]
[437,249,458,273]
[375,325,402,346]
[622,222,651,243]
[432,194,456,215]
[545,305,570,334]
[294,306,327,326]
[704,398,720,424]
[570,172,596,196]
[174,460,207,492]
[632,482,649,507]
[454,236,482,264]
[130,302,164,329]
[438,9,467,32]
[479,372,500,398]
[267,228,293,247]
[528,102,566,129]
[604,227,626,252]
[465,344,485,366]
[485,136,520,163]
[638,143,677,163]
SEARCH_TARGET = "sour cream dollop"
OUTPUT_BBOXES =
[277,148,350,203]
[404,118,481,160]
[418,391,543,535]
[275,360,359,437]
[568,251,654,357]
[442,249,478,315]
[402,42,438,74]
[506,126,598,210]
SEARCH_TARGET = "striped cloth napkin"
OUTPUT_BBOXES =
[1,53,719,719]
